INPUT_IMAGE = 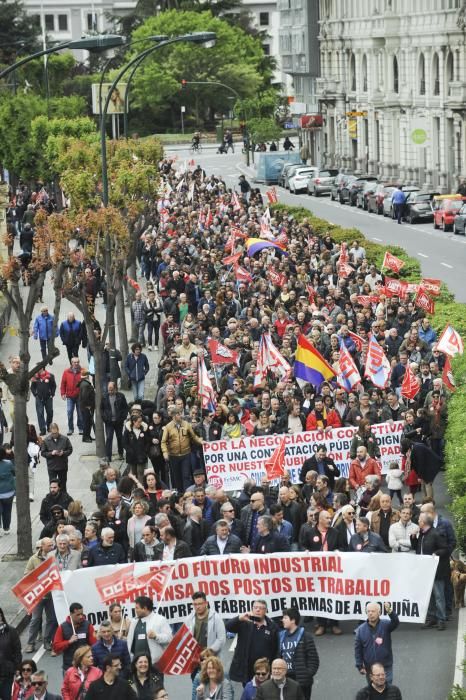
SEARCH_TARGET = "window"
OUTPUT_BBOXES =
[393,55,399,93]
[432,52,440,95]
[446,51,454,95]
[419,53,425,95]
[349,53,356,91]
[44,14,54,31]
[362,54,368,92]
[87,12,97,31]
[58,14,68,31]
[262,43,270,55]
[259,12,269,26]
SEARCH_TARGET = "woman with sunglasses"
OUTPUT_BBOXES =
[0,607,22,700]
[240,658,270,700]
[12,660,37,700]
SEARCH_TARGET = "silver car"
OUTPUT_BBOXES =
[307,169,339,196]
[288,166,318,194]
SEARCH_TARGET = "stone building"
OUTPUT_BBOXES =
[317,0,466,191]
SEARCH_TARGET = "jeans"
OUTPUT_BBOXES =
[169,454,192,492]
[428,578,447,622]
[66,397,83,432]
[393,202,403,224]
[136,322,145,344]
[105,421,124,460]
[35,396,53,434]
[389,489,403,505]
[27,594,57,645]
[39,338,52,360]
[146,319,160,347]
[48,468,68,492]
[0,496,14,529]
[131,379,145,401]
[65,344,80,363]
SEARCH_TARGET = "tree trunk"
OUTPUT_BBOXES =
[117,286,130,390]
[127,261,137,343]
[92,345,106,458]
[14,392,32,558]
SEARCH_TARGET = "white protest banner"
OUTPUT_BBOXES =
[54,553,437,626]
[203,421,403,490]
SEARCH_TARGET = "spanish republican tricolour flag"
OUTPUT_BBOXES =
[293,334,336,387]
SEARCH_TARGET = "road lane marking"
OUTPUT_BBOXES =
[454,608,466,685]
[441,262,453,268]
[372,237,382,241]
[417,253,428,258]
[229,636,237,651]
[33,645,46,663]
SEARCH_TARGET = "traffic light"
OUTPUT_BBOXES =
[181,79,187,90]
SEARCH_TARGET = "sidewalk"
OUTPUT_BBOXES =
[0,264,160,630]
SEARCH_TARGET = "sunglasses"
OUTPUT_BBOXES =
[256,672,268,677]
[22,668,33,672]
[32,682,46,687]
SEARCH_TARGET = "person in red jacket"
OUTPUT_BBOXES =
[349,446,381,491]
[306,396,342,432]
[60,358,83,436]
[53,602,97,672]
[62,646,102,700]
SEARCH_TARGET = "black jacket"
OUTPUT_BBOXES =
[335,519,356,551]
[0,623,22,680]
[132,540,159,562]
[78,377,95,410]
[153,539,192,560]
[253,530,290,554]
[31,373,56,401]
[183,519,211,556]
[279,627,319,687]
[122,421,150,464]
[411,526,450,579]
[101,392,128,424]
[200,533,242,555]
[256,679,304,700]
[226,615,279,683]
[39,490,73,524]
[41,433,73,471]
[299,525,339,551]
[299,455,340,488]
[409,442,441,484]
[87,542,127,567]
[356,685,402,700]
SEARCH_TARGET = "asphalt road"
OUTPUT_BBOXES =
[168,146,466,302]
[23,145,459,699]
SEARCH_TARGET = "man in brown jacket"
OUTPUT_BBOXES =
[370,494,400,549]
[161,407,203,492]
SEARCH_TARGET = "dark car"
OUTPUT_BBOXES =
[342,176,377,207]
[367,184,393,214]
[404,191,439,224]
[307,169,339,196]
[356,180,379,210]
[337,175,358,204]
[330,172,352,201]
[382,185,420,218]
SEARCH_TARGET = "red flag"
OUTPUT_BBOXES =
[205,208,213,228]
[339,242,349,265]
[337,262,354,278]
[401,364,420,400]
[12,556,63,614]
[231,225,248,239]
[208,339,239,365]
[264,438,286,480]
[406,282,420,294]
[188,159,195,166]
[347,330,365,352]
[442,355,456,392]
[421,278,441,297]
[267,267,287,287]
[222,252,242,266]
[355,295,378,307]
[94,565,135,605]
[382,251,405,273]
[157,624,202,675]
[306,284,315,304]
[231,192,242,211]
[414,287,435,314]
[436,324,464,357]
[384,277,408,299]
[234,264,253,283]
[266,187,278,204]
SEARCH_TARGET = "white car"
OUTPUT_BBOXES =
[288,166,318,194]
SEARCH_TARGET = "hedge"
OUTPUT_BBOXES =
[271,202,466,549]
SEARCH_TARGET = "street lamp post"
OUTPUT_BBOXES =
[100,31,216,206]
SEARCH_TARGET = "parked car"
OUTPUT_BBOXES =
[307,169,339,196]
[453,202,466,235]
[288,166,318,193]
[404,191,439,224]
[382,185,420,218]
[338,175,358,204]
[279,162,301,188]
[367,184,393,215]
[356,180,379,209]
[432,195,466,232]
[342,176,378,206]
[330,172,353,201]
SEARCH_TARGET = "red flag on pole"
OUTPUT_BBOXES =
[267,267,287,287]
[94,565,135,605]
[157,624,202,675]
[264,437,286,480]
[401,364,420,400]
[382,251,405,273]
[414,287,435,314]
[384,277,408,299]
[208,339,239,365]
[222,252,242,266]
[347,330,365,352]
[234,264,253,283]
[421,278,441,296]
[442,355,456,392]
[12,556,63,614]
[266,187,278,204]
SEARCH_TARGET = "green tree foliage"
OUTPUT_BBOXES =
[0,94,87,180]
[127,10,268,133]
[30,115,97,180]
[247,117,282,143]
[0,0,41,65]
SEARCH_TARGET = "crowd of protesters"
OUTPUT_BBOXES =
[0,156,459,700]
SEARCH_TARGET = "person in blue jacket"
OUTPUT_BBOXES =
[33,306,59,360]
[355,602,399,684]
[125,343,149,401]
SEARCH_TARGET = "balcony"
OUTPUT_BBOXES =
[316,77,345,100]
[445,82,466,109]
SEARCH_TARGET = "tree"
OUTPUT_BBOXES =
[247,117,282,144]
[0,0,41,65]
[127,10,268,132]
[0,215,61,558]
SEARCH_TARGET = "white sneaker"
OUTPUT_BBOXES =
[3,529,10,535]
[147,346,152,351]
[30,495,35,502]
[153,346,158,351]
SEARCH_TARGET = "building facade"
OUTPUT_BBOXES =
[317,0,466,191]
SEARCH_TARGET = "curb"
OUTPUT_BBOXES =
[454,606,466,687]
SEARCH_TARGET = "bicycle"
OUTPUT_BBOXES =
[190,142,203,154]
